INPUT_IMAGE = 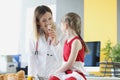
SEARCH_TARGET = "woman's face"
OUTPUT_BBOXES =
[38,12,53,33]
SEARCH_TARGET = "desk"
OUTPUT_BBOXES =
[86,77,120,80]
[100,62,120,77]
[26,77,120,80]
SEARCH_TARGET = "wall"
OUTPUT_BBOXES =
[118,0,120,42]
[84,0,117,46]
[56,0,84,36]
[84,0,117,76]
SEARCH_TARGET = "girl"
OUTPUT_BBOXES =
[49,12,88,80]
[27,5,62,79]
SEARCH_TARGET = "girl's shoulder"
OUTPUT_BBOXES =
[66,36,82,48]
[68,36,81,44]
[71,37,82,50]
[72,37,82,46]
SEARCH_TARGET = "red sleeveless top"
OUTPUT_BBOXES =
[63,36,85,62]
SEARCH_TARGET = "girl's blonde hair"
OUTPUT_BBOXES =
[61,12,89,54]
[33,5,56,40]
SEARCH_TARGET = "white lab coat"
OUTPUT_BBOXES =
[27,33,64,78]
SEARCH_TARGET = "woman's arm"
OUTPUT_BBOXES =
[55,39,82,73]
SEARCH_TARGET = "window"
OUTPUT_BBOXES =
[0,0,21,55]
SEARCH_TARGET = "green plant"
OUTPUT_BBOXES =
[102,40,112,61]
[110,43,120,62]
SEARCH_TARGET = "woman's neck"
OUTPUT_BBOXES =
[45,33,49,41]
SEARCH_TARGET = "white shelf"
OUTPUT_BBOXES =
[87,77,120,80]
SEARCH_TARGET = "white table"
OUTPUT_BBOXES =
[87,76,120,80]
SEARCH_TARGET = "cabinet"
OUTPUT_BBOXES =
[100,62,120,77]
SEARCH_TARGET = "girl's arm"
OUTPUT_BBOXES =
[55,39,82,73]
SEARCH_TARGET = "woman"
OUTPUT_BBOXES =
[27,5,62,79]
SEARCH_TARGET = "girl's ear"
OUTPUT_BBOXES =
[65,23,69,29]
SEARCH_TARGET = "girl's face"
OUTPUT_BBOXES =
[60,22,67,35]
[38,12,53,33]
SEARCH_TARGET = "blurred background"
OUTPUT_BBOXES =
[0,0,119,76]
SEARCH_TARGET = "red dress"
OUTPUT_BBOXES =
[63,36,86,80]
[63,36,84,62]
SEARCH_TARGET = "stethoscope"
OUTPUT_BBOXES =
[34,38,52,56]
[34,26,51,56]
[35,40,39,55]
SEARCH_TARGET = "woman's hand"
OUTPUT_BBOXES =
[47,25,59,46]
[49,29,59,46]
